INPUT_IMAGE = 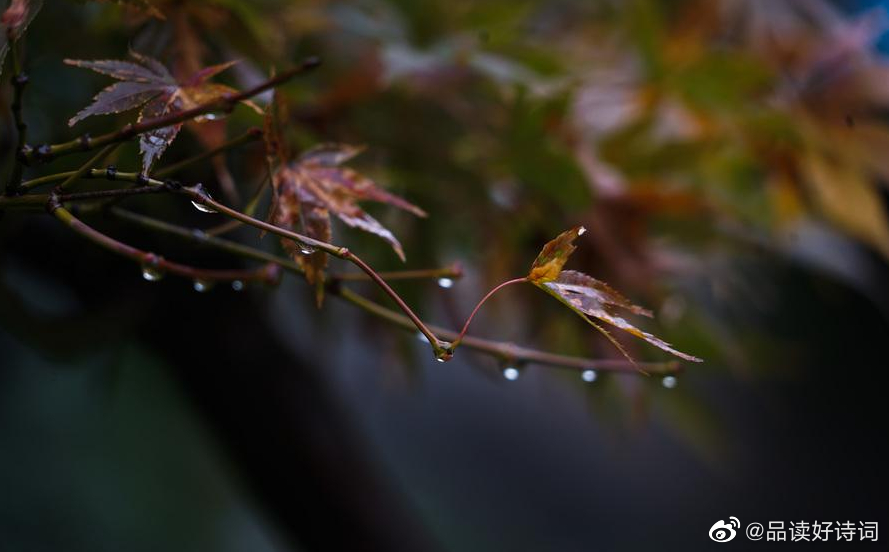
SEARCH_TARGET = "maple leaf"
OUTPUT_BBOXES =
[269,142,427,296]
[528,227,702,363]
[66,52,260,173]
[0,0,42,77]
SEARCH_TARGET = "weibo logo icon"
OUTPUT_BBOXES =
[709,517,740,542]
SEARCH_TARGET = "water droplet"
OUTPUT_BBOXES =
[140,254,164,282]
[437,277,454,289]
[141,265,163,281]
[299,243,316,255]
[662,376,677,389]
[416,332,429,343]
[231,280,244,291]
[193,279,213,293]
[578,226,587,235]
[191,183,217,213]
[434,341,454,362]
[502,367,520,381]
[581,369,597,383]
[195,112,226,122]
[191,200,216,213]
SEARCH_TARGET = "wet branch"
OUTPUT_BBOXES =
[48,196,278,286]
[21,57,320,165]
[108,207,676,375]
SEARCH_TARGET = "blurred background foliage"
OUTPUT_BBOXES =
[2,0,888,550]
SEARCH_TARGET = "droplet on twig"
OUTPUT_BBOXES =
[193,278,213,292]
[140,254,164,282]
[502,366,521,381]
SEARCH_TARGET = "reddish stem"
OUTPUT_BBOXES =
[454,277,528,346]
[50,199,276,285]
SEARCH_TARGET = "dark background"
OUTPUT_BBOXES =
[2,1,889,550]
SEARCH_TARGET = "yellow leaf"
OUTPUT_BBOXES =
[527,226,586,283]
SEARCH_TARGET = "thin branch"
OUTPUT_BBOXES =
[454,277,528,346]
[331,263,463,282]
[5,39,27,196]
[60,185,170,202]
[108,206,677,375]
[337,287,680,375]
[48,197,278,286]
[187,185,448,355]
[18,167,447,356]
[154,127,263,178]
[23,57,320,165]
[20,170,80,191]
[8,169,682,369]
[204,168,271,236]
[56,143,121,191]
[0,192,46,210]
[109,207,303,274]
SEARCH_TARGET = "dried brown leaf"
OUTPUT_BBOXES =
[528,226,586,283]
[269,143,425,284]
[528,227,702,363]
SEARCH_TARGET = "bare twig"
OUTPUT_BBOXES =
[48,197,278,286]
[56,143,120,192]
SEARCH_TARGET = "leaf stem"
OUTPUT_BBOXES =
[453,277,528,347]
[23,57,320,165]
